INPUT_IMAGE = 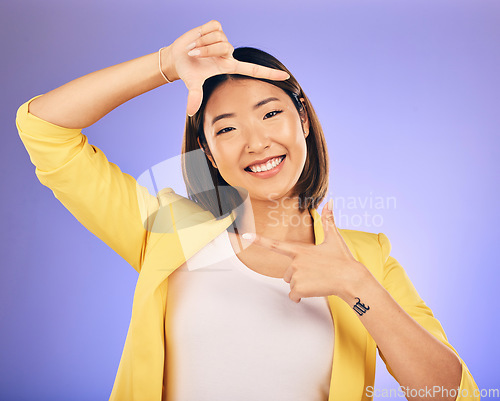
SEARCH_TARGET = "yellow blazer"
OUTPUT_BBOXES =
[16,95,479,401]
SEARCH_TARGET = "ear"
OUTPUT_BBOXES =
[197,136,218,169]
[299,97,310,138]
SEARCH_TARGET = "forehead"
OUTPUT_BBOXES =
[205,78,289,115]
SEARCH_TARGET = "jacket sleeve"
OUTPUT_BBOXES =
[377,232,480,401]
[16,95,159,273]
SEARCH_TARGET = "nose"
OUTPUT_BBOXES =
[244,124,271,153]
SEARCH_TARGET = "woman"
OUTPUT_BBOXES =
[16,20,478,401]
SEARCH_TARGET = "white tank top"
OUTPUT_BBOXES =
[163,229,335,401]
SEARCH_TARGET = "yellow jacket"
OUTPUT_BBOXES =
[16,95,479,401]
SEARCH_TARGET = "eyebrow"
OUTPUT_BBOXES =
[211,97,281,126]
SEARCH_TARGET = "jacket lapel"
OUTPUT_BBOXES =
[310,208,370,401]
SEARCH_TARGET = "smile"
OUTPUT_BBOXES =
[244,155,286,178]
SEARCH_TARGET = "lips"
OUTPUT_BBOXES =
[244,154,286,171]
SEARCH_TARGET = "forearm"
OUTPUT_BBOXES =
[28,47,176,129]
[341,265,462,401]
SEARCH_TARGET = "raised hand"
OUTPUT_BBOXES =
[162,20,290,116]
[241,200,372,303]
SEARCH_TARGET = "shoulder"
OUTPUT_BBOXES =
[138,186,218,231]
[337,228,387,252]
[337,228,392,281]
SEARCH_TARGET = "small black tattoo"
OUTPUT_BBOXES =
[353,297,370,316]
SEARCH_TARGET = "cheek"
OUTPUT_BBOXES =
[283,121,307,150]
[286,126,308,165]
[211,146,241,177]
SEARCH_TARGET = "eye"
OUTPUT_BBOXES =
[264,110,283,119]
[216,127,235,136]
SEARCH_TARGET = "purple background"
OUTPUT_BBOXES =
[1,0,499,399]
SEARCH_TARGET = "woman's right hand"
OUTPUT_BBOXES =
[161,20,290,117]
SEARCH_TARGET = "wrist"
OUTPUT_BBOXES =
[160,45,179,83]
[339,262,381,305]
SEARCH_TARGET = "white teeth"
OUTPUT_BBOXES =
[248,156,284,173]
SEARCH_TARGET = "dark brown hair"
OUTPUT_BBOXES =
[181,47,329,230]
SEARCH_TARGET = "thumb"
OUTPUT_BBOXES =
[322,198,336,239]
[186,85,203,117]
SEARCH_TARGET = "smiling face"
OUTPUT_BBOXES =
[201,78,310,204]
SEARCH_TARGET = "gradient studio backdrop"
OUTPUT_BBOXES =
[1,0,499,400]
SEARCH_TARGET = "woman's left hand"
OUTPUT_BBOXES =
[242,200,370,303]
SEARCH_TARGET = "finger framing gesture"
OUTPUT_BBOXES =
[164,20,290,116]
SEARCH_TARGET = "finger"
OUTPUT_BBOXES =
[232,60,290,81]
[188,41,234,58]
[322,199,351,254]
[186,85,203,117]
[289,291,301,303]
[186,30,228,51]
[181,20,223,47]
[321,201,329,234]
[283,265,293,284]
[199,19,223,36]
[322,198,339,242]
[241,233,299,258]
